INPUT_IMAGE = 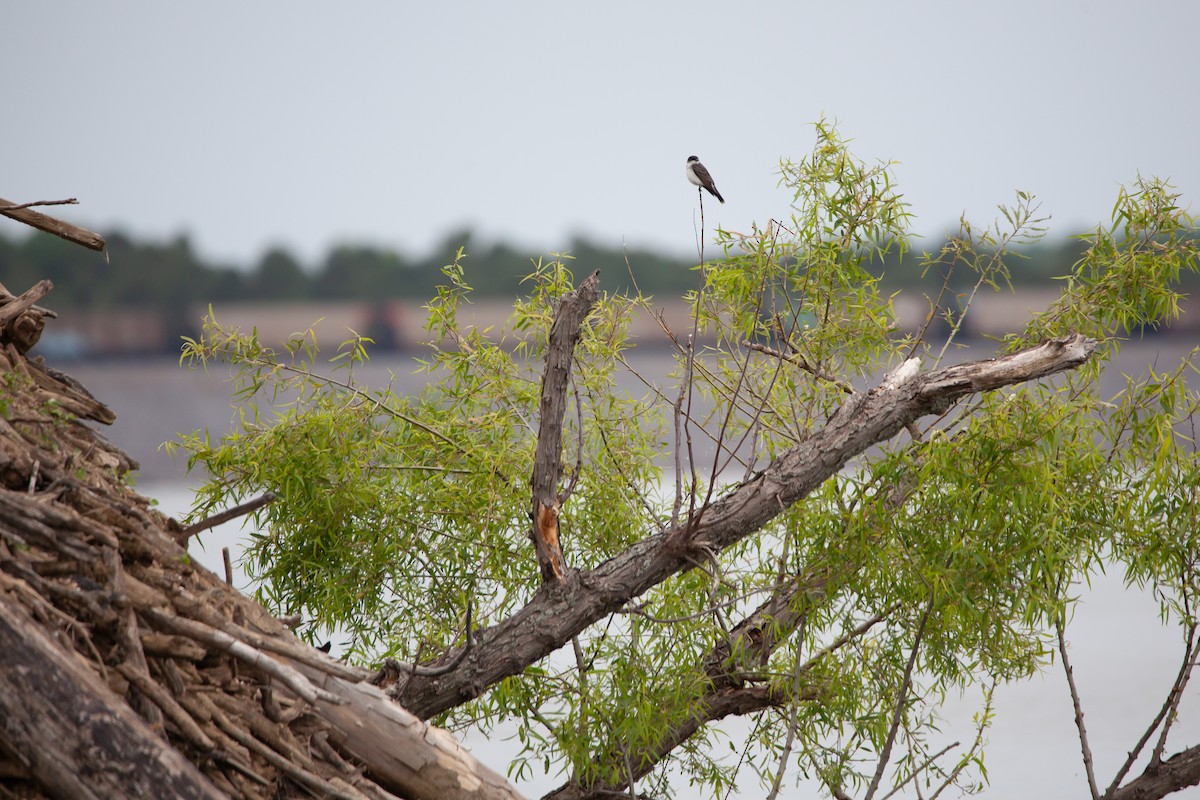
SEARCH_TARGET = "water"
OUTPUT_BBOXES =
[88,340,1200,799]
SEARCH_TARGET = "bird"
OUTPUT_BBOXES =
[686,155,725,203]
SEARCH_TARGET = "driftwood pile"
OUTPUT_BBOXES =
[0,279,524,799]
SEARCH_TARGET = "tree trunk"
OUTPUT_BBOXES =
[392,335,1100,719]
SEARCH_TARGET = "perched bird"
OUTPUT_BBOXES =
[685,155,725,203]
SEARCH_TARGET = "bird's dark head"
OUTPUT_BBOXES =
[687,155,700,164]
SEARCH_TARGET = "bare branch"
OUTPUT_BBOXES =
[765,618,810,800]
[864,599,934,800]
[0,279,53,329]
[1150,623,1200,766]
[181,491,276,540]
[882,741,960,800]
[1106,622,1200,796]
[745,339,855,395]
[671,336,691,527]
[394,334,1098,720]
[142,608,345,707]
[530,270,601,583]
[0,195,106,251]
[0,197,79,211]
[1110,745,1200,800]
[1058,622,1100,800]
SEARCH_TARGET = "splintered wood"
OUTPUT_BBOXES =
[528,269,600,584]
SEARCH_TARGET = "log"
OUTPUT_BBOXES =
[296,663,527,800]
[0,589,225,800]
[0,286,532,800]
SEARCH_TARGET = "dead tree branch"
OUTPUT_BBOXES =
[1059,622,1101,800]
[181,492,277,541]
[394,334,1098,720]
[529,269,601,583]
[0,195,106,251]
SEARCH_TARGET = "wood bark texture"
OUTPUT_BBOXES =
[393,336,1105,719]
[529,269,600,583]
[0,196,106,251]
[0,280,527,800]
[2,273,1198,800]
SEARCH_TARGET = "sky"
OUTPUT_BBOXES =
[6,5,1200,796]
[4,1,1198,269]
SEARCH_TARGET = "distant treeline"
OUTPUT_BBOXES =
[2,225,1195,309]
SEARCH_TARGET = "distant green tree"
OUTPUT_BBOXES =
[314,244,410,298]
[177,122,1200,800]
[247,246,309,300]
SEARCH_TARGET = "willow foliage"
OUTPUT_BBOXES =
[175,122,1200,799]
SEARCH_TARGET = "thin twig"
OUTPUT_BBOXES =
[864,599,934,800]
[671,340,690,527]
[906,252,957,361]
[766,618,809,800]
[617,348,756,469]
[1150,621,1200,766]
[704,268,776,510]
[1058,621,1101,800]
[620,586,772,625]
[559,373,585,504]
[881,741,960,800]
[929,683,994,800]
[744,340,855,394]
[681,189,706,529]
[1106,622,1200,795]
[221,351,461,450]
[0,198,79,211]
[0,195,106,251]
[183,492,276,539]
[802,607,897,672]
[381,597,474,677]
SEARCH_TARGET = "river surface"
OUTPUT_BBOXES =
[66,338,1200,799]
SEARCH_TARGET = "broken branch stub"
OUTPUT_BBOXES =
[529,269,601,583]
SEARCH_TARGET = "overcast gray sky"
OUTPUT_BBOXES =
[5,1,1197,267]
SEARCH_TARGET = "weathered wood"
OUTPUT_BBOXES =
[0,279,53,354]
[394,334,1099,719]
[297,663,527,800]
[0,589,226,800]
[23,355,119,424]
[0,279,52,328]
[1111,746,1200,800]
[528,269,600,583]
[0,196,106,251]
[0,288,532,800]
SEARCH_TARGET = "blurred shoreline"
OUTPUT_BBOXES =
[66,333,1200,487]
